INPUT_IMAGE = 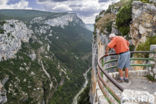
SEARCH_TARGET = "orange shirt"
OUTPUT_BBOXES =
[108,36,129,54]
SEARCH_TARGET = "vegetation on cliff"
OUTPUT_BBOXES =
[136,36,156,51]
[94,0,132,37]
[116,0,132,37]
[96,13,115,34]
[139,0,150,3]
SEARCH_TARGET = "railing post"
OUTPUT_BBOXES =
[149,45,156,80]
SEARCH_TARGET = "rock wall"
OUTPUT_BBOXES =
[130,1,156,47]
[150,0,156,3]
[130,1,156,70]
[0,76,9,104]
[149,45,156,80]
[96,29,108,58]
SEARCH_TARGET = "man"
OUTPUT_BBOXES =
[105,33,130,83]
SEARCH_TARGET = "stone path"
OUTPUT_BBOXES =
[119,76,156,94]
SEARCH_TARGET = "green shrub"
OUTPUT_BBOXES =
[0,29,5,34]
[95,17,101,22]
[146,75,156,82]
[118,26,130,36]
[99,10,105,15]
[105,6,112,14]
[7,33,11,37]
[116,0,132,36]
[93,24,97,39]
[10,24,14,27]
[0,21,6,26]
[135,36,156,57]
[106,21,113,34]
[0,21,6,34]
[130,44,135,51]
[136,39,150,51]
[136,36,156,51]
[140,0,150,3]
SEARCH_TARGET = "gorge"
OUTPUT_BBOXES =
[0,9,92,104]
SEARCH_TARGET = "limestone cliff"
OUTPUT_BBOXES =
[130,1,156,50]
[0,20,32,61]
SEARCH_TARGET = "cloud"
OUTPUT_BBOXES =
[38,0,73,2]
[52,0,68,1]
[0,0,32,9]
[36,0,119,24]
[98,0,108,2]
[0,0,8,5]
[0,0,119,24]
[53,4,72,11]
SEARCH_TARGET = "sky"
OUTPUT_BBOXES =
[0,0,119,24]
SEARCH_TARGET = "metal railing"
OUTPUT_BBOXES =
[97,51,156,104]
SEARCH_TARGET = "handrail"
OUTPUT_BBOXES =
[98,79,113,104]
[104,58,154,65]
[97,67,121,103]
[98,53,124,92]
[130,51,156,54]
[102,51,156,70]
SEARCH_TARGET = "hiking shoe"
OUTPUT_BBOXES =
[117,77,124,83]
[124,78,129,83]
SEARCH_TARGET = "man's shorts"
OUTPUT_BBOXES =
[117,51,130,69]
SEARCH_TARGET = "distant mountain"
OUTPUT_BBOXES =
[0,9,92,104]
[85,24,94,32]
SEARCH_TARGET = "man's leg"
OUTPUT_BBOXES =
[124,68,129,83]
[117,54,126,82]
[125,68,128,78]
[118,69,123,78]
[118,69,124,82]
[124,51,130,83]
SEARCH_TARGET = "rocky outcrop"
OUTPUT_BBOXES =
[130,1,156,47]
[30,14,84,29]
[130,1,156,70]
[0,20,32,61]
[0,88,7,104]
[149,45,156,80]
[150,0,156,3]
[0,76,9,104]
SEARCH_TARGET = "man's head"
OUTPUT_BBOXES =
[109,33,116,40]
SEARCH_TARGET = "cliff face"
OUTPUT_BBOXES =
[91,0,156,102]
[130,1,156,50]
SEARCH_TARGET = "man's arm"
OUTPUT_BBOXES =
[105,37,115,56]
[105,46,110,56]
[127,40,129,47]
